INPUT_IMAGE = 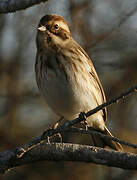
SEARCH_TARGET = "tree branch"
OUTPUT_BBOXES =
[0,0,48,13]
[1,142,137,173]
[0,85,137,173]
[65,127,137,149]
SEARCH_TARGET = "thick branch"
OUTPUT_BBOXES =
[0,142,137,173]
[0,0,48,13]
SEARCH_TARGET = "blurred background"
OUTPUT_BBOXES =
[0,0,137,179]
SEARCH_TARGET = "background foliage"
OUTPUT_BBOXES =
[0,0,137,179]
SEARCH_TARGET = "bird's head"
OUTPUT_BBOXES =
[36,14,71,51]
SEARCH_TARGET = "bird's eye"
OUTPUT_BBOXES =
[54,24,59,30]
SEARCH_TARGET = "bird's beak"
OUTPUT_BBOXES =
[38,26,46,32]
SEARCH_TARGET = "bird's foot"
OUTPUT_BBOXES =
[79,112,88,130]
[41,117,64,143]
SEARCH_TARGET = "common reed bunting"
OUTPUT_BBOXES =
[35,14,123,151]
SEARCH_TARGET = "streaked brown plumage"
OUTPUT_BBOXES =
[35,14,123,151]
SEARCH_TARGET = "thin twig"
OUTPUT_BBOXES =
[43,85,137,136]
[65,127,137,149]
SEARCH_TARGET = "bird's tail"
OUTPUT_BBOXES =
[90,126,123,151]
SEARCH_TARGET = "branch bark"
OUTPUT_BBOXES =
[0,142,137,173]
[0,0,48,13]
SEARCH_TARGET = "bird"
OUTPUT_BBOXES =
[35,14,123,151]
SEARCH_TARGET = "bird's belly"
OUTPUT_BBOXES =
[40,71,99,121]
[41,75,80,119]
[43,80,105,130]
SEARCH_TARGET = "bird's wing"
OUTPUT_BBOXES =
[77,45,107,121]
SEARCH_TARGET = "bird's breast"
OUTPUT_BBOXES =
[36,51,103,122]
